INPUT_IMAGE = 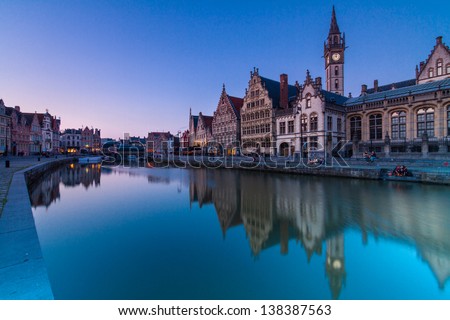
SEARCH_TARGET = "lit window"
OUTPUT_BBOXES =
[428,68,434,78]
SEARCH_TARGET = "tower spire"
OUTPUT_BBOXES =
[329,5,340,35]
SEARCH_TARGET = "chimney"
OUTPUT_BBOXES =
[315,77,322,89]
[374,80,378,92]
[15,106,20,112]
[436,36,442,45]
[280,74,289,109]
[361,84,367,95]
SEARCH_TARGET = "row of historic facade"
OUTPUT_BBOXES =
[0,99,102,156]
[185,7,450,158]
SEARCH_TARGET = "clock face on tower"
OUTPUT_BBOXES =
[332,53,341,61]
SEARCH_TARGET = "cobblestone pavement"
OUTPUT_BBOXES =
[0,156,56,216]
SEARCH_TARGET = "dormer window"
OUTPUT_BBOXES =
[428,68,434,78]
[437,59,443,76]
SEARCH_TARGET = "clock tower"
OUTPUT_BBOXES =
[324,6,345,95]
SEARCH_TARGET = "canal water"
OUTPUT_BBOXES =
[29,163,450,299]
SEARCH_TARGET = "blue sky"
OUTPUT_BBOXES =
[0,0,449,138]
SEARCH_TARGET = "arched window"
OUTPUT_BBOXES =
[350,116,362,140]
[437,59,443,76]
[306,94,311,108]
[391,111,406,139]
[417,107,434,137]
[301,114,308,132]
[447,105,450,136]
[428,68,434,78]
[335,79,339,90]
[369,114,383,139]
[310,113,318,131]
[334,66,339,76]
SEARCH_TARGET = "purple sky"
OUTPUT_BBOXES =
[0,0,449,139]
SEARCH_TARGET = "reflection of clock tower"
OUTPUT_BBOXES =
[324,6,345,96]
[325,233,346,300]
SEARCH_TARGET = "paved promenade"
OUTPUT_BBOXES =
[0,156,58,299]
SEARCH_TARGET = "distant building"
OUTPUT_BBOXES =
[81,127,101,153]
[211,84,243,155]
[180,130,190,149]
[147,131,174,154]
[60,129,82,153]
[0,99,11,155]
[5,106,30,156]
[23,113,42,155]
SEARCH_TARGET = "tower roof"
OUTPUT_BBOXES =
[329,6,341,35]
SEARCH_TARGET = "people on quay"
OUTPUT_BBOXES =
[393,165,410,177]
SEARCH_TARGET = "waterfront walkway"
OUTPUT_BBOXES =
[0,156,61,299]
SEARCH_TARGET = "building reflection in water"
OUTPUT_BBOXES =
[189,169,450,299]
[29,163,102,208]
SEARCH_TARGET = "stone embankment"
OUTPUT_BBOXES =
[0,156,75,299]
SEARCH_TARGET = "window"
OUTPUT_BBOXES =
[447,106,450,136]
[327,116,333,131]
[265,110,270,118]
[334,66,339,76]
[265,124,270,133]
[369,114,383,140]
[437,59,443,76]
[417,107,434,137]
[306,94,311,108]
[288,120,294,133]
[391,111,406,139]
[310,113,318,131]
[301,114,307,132]
[428,68,434,78]
[350,116,362,140]
[337,118,342,132]
[279,122,286,135]
[335,79,339,90]
[447,64,450,74]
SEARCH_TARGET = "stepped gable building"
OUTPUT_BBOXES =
[5,106,30,156]
[23,112,42,155]
[211,84,243,155]
[0,100,10,155]
[240,69,297,155]
[344,36,450,157]
[188,109,199,147]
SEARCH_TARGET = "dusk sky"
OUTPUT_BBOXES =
[1,0,449,139]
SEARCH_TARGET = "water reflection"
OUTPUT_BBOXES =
[187,169,450,297]
[29,163,102,208]
[30,165,450,298]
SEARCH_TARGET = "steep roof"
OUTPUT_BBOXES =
[321,90,349,106]
[366,79,416,94]
[228,95,244,115]
[329,6,340,35]
[260,76,297,109]
[345,78,450,106]
[202,115,213,128]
